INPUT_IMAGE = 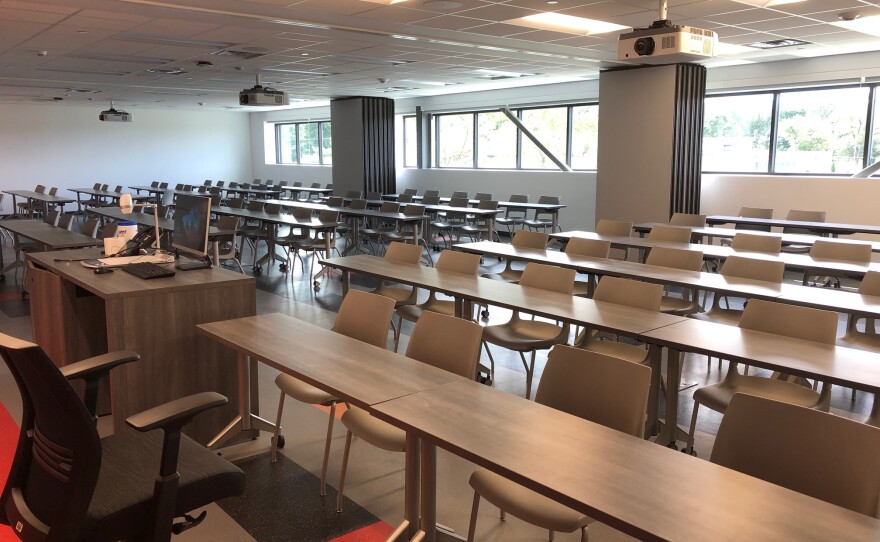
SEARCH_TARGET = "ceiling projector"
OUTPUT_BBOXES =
[99,102,132,122]
[239,75,289,106]
[618,1,716,64]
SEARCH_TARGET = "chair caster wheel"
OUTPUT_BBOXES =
[666,442,679,450]
[313,281,321,291]
[478,375,492,386]
[253,266,262,275]
[481,310,490,318]
[279,263,288,273]
[273,434,285,449]
[682,448,696,456]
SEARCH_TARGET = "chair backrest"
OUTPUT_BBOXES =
[293,207,313,220]
[385,242,422,264]
[404,203,425,217]
[44,210,59,226]
[736,207,773,231]
[474,192,493,201]
[403,188,418,196]
[204,180,212,186]
[197,186,207,193]
[519,262,575,295]
[35,185,46,193]
[720,255,785,283]
[422,196,441,205]
[227,197,244,209]
[345,190,361,199]
[278,181,288,187]
[380,202,400,213]
[536,345,651,438]
[0,333,102,535]
[325,183,332,189]
[264,203,281,215]
[318,210,339,223]
[564,237,610,259]
[48,187,58,196]
[349,199,368,210]
[595,219,633,237]
[730,232,782,254]
[861,271,880,296]
[511,230,549,249]
[228,182,238,188]
[711,393,880,518]
[809,239,872,264]
[100,222,117,239]
[451,191,469,199]
[246,200,264,212]
[536,195,560,205]
[159,182,168,188]
[405,311,482,378]
[216,215,239,231]
[646,246,704,272]
[475,200,498,211]
[93,182,102,190]
[593,276,662,311]
[292,181,302,187]
[80,218,100,238]
[175,183,184,190]
[150,181,160,188]
[448,197,469,208]
[436,250,481,275]
[217,181,225,187]
[326,196,344,207]
[398,194,414,203]
[647,225,692,244]
[366,192,381,200]
[508,194,528,203]
[58,213,74,231]
[310,182,321,189]
[783,209,827,234]
[669,213,707,227]
[738,299,838,344]
[332,290,395,348]
[424,190,440,197]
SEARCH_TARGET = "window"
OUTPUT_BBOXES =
[702,93,774,173]
[403,116,417,167]
[570,105,599,170]
[775,87,869,174]
[477,111,517,168]
[437,113,474,168]
[520,107,567,169]
[274,121,332,165]
[869,90,880,167]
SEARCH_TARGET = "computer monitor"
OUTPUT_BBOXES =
[172,194,211,262]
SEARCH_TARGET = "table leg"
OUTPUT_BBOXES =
[646,345,662,438]
[341,269,350,295]
[311,227,335,289]
[658,347,682,449]
[207,353,276,450]
[76,193,83,215]
[420,442,436,542]
[10,195,18,217]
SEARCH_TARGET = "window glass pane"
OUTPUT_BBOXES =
[570,105,599,169]
[299,123,320,164]
[278,124,297,164]
[775,87,869,174]
[871,90,880,166]
[437,113,474,168]
[321,122,332,165]
[520,107,567,169]
[477,111,517,168]
[404,116,417,167]
[702,94,773,172]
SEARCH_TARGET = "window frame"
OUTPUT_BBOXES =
[273,120,332,166]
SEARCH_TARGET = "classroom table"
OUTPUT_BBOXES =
[223,186,283,199]
[69,188,153,214]
[632,222,880,252]
[285,186,333,199]
[3,190,75,218]
[0,219,102,280]
[383,195,566,232]
[641,318,880,448]
[706,215,880,237]
[551,231,880,280]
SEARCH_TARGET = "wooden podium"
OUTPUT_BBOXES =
[26,249,256,444]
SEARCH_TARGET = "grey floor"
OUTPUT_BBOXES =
[0,233,874,542]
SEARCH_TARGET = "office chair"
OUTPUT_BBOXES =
[0,333,245,542]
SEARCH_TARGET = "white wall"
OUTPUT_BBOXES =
[398,168,596,231]
[0,103,253,214]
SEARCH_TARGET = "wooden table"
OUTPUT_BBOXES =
[285,186,332,199]
[0,219,102,280]
[224,186,283,199]
[69,188,152,214]
[383,195,566,232]
[26,248,256,444]
[373,378,880,542]
[706,215,880,237]
[4,190,74,218]
[641,319,880,448]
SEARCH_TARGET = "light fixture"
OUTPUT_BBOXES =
[714,42,755,55]
[731,0,806,6]
[473,69,534,79]
[504,12,629,35]
[832,14,880,37]
[359,0,408,4]
[746,38,810,49]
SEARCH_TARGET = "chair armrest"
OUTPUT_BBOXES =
[61,351,140,420]
[126,392,228,433]
[60,351,140,381]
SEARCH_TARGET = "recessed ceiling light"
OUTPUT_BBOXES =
[359,0,408,4]
[546,0,558,4]
[715,42,754,55]
[731,0,806,6]
[473,69,534,79]
[77,30,88,34]
[746,38,810,49]
[423,0,463,8]
[504,13,629,35]
[832,14,880,37]
[301,53,310,56]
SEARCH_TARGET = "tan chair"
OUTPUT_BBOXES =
[336,311,483,511]
[781,209,827,253]
[371,242,422,312]
[431,196,470,247]
[576,276,662,364]
[685,299,836,455]
[646,225,692,244]
[804,238,872,287]
[565,237,611,297]
[522,196,561,232]
[595,219,633,260]
[360,201,400,253]
[730,232,782,254]
[482,230,549,284]
[669,213,707,227]
[496,194,528,235]
[393,250,481,351]
[466,346,652,542]
[270,290,395,496]
[839,270,880,352]
[735,206,773,230]
[214,215,245,273]
[459,200,499,242]
[711,393,880,518]
[645,246,704,315]
[482,263,575,398]
[691,255,785,327]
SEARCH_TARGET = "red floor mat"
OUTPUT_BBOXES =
[327,521,394,542]
[0,401,19,540]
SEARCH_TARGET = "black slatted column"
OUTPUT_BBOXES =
[362,97,396,195]
[669,63,706,216]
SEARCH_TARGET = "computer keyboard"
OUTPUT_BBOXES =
[121,262,176,280]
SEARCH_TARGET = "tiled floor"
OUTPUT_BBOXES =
[0,233,874,542]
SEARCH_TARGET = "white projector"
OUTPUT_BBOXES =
[98,106,132,122]
[618,24,716,64]
[239,86,289,106]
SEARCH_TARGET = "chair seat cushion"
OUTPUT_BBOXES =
[81,428,244,542]
[340,407,405,452]
[469,469,590,533]
[276,373,336,405]
[483,320,567,351]
[397,299,456,323]
[659,295,698,314]
[694,375,822,414]
[373,285,416,306]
